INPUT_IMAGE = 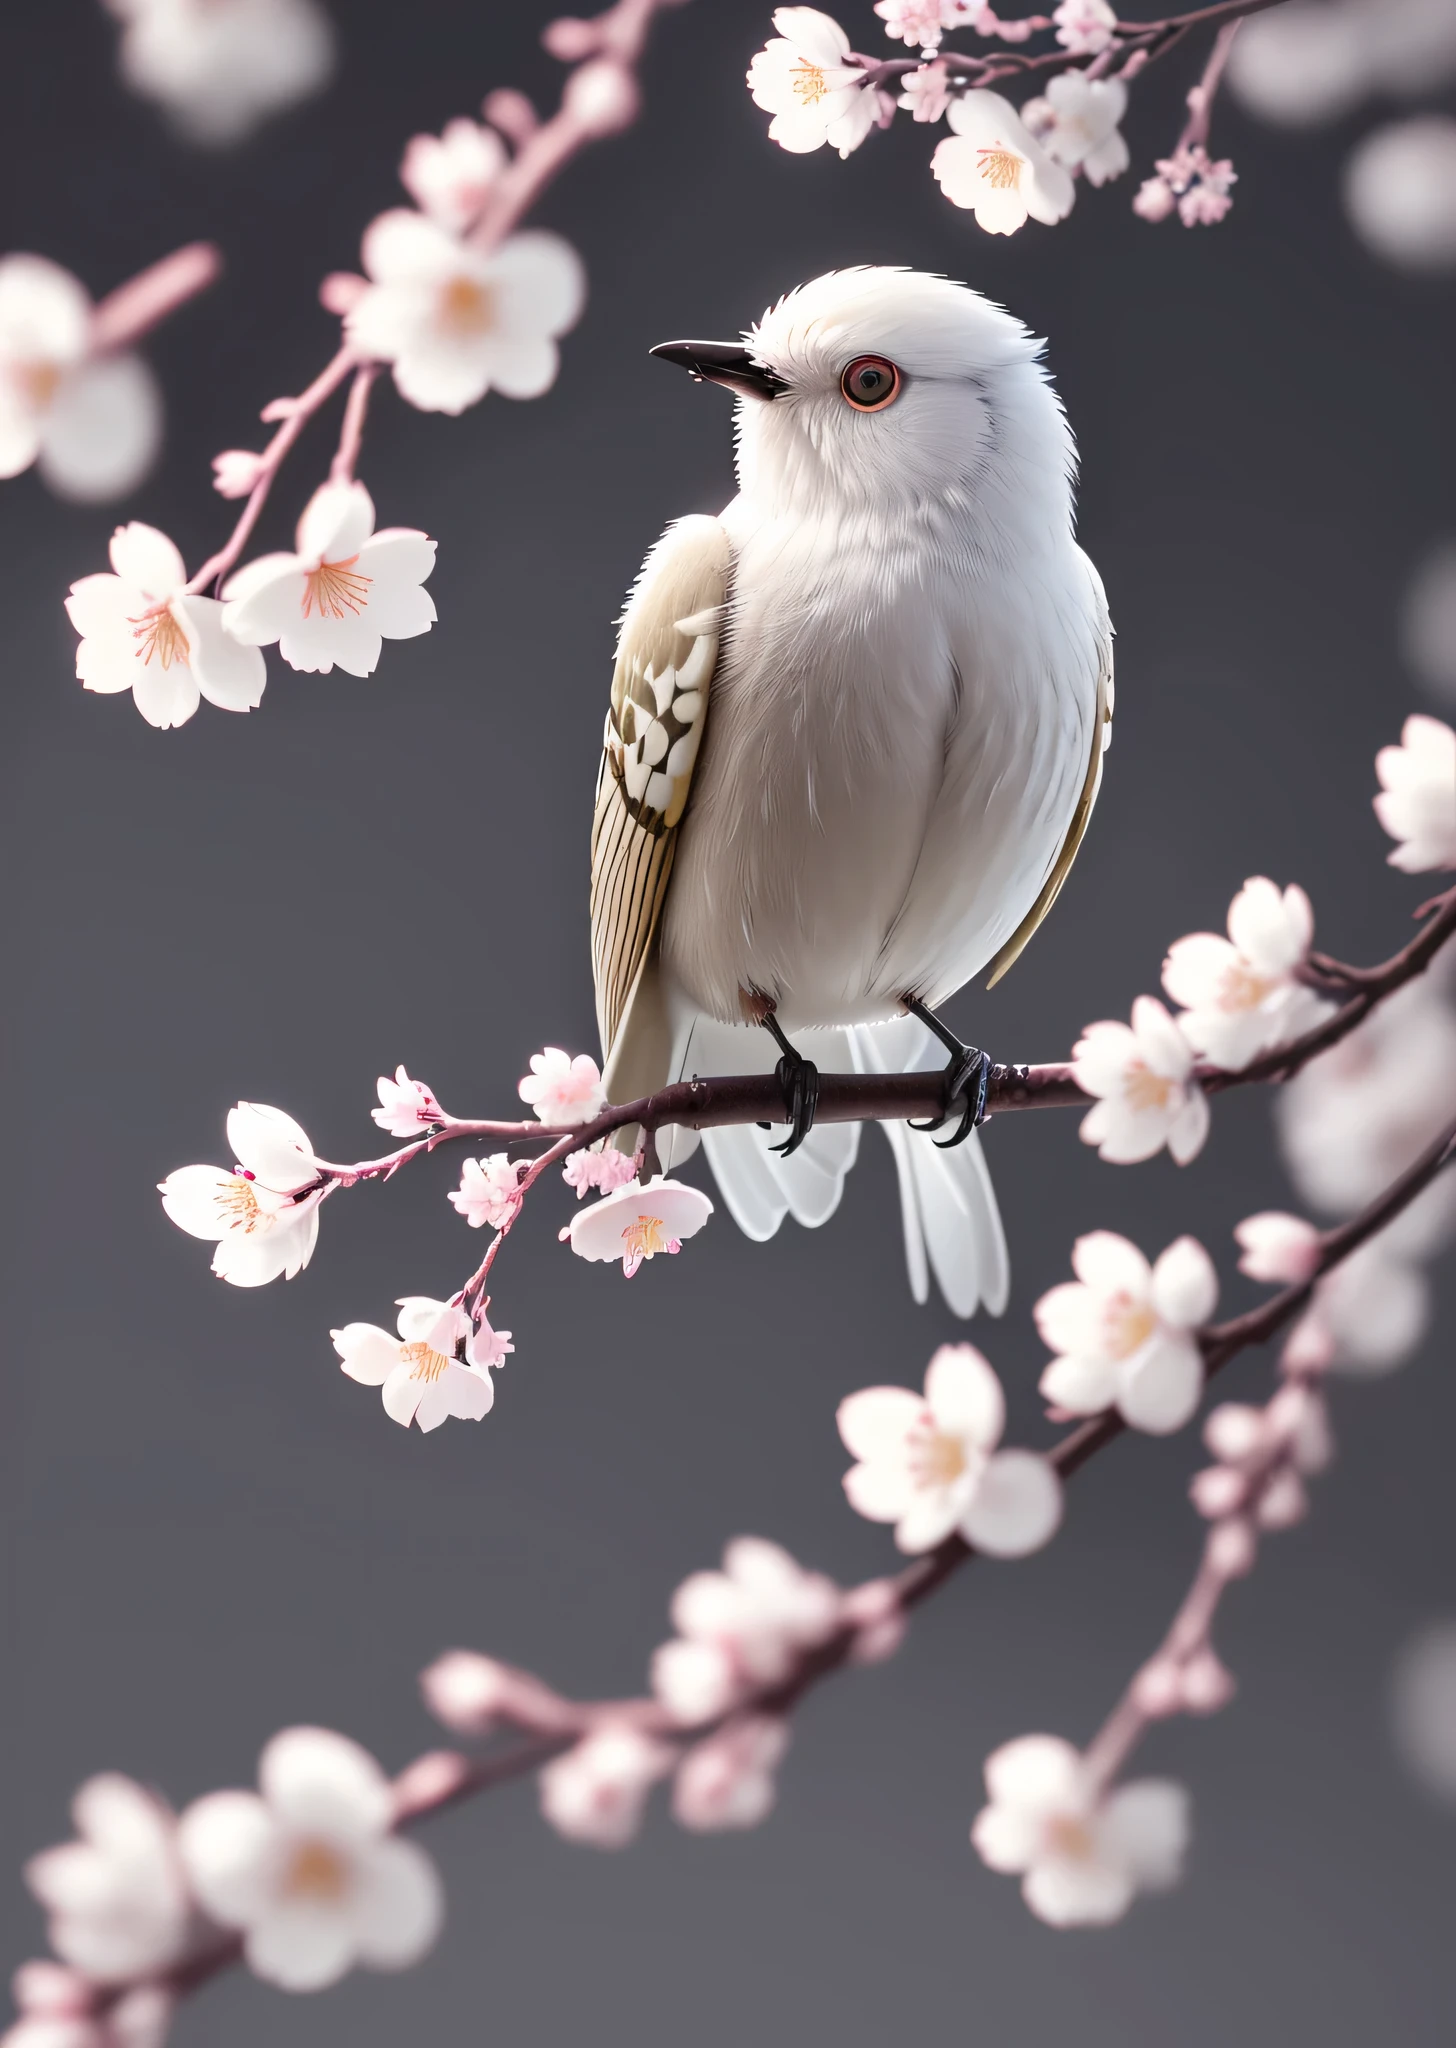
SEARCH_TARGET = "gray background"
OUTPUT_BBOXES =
[2,2,1453,2042]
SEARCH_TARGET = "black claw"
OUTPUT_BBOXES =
[760,1011,820,1157]
[903,999,992,1148]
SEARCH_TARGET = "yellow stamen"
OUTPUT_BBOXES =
[1217,961,1273,1013]
[282,1840,348,1901]
[621,1214,669,1261]
[401,1341,452,1384]
[791,60,828,106]
[911,1427,968,1487]
[1124,1062,1172,1115]
[130,607,189,671]
[1046,1814,1096,1862]
[977,144,1024,191]
[439,275,494,335]
[302,555,372,621]
[15,360,61,408]
[216,1178,267,1233]
[1103,1295,1158,1359]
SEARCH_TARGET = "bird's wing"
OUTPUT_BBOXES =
[985,562,1114,989]
[591,514,731,1062]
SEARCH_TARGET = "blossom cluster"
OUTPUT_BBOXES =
[104,0,336,147]
[747,4,1238,236]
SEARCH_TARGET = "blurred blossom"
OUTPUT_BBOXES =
[898,58,952,123]
[177,1727,442,1993]
[1374,715,1456,872]
[875,0,958,51]
[931,91,1076,234]
[971,1736,1189,1926]
[400,119,507,234]
[1021,75,1129,187]
[1036,1232,1217,1436]
[2,1975,173,2048]
[106,0,335,147]
[1391,1622,1456,1803]
[1305,1238,1431,1374]
[332,1297,501,1431]
[838,1343,1063,1555]
[159,1102,323,1286]
[1072,997,1210,1165]
[650,1538,841,1726]
[1344,118,1456,270]
[221,480,437,677]
[347,216,586,415]
[538,1726,674,1847]
[0,255,160,502]
[567,1176,712,1276]
[747,8,877,159]
[518,1047,607,1125]
[66,521,265,729]
[1401,539,1456,703]
[1231,0,1456,126]
[1234,1211,1322,1286]
[1052,0,1117,57]
[24,1776,189,1982]
[672,1717,789,1832]
[1163,877,1334,1071]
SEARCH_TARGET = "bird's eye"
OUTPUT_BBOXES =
[840,355,902,412]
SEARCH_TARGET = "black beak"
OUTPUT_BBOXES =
[649,340,787,402]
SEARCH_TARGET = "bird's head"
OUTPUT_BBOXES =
[652,266,1076,544]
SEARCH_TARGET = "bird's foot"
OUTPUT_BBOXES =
[760,1010,820,1158]
[903,998,991,1149]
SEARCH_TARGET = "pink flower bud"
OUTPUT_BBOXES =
[1256,1468,1309,1531]
[212,448,265,499]
[1280,1310,1335,1375]
[1180,1648,1236,1715]
[1131,1659,1184,1718]
[318,271,367,316]
[672,1717,789,1833]
[1190,1463,1246,1520]
[543,14,599,60]
[392,1749,474,1821]
[483,88,538,144]
[564,59,639,135]
[419,1651,514,1734]
[1207,1517,1258,1579]
[1133,176,1176,223]
[1203,1402,1264,1463]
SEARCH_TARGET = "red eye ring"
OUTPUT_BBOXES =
[840,355,901,412]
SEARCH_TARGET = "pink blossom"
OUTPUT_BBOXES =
[1147,144,1239,228]
[1374,715,1456,872]
[1162,878,1334,1071]
[898,58,952,123]
[466,1314,514,1371]
[1052,0,1116,57]
[672,1717,790,1832]
[539,1725,675,1848]
[333,1297,495,1432]
[1133,175,1176,222]
[518,1046,607,1125]
[651,1538,842,1725]
[418,1652,517,1736]
[449,1153,522,1231]
[562,1145,639,1197]
[876,0,958,51]
[1071,996,1210,1165]
[211,447,265,498]
[567,1177,712,1276]
[372,1063,444,1137]
[1234,1211,1321,1286]
[563,59,640,137]
[1036,1232,1218,1436]
[968,4,1043,40]
[400,118,506,234]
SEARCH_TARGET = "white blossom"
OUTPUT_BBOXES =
[1072,996,1210,1165]
[672,1718,789,1832]
[1052,0,1117,57]
[1036,1232,1218,1436]
[972,1735,1189,1926]
[1344,117,1456,271]
[1022,74,1129,186]
[221,481,436,677]
[1162,877,1334,1071]
[747,8,877,159]
[371,1064,443,1137]
[448,1154,523,1231]
[1401,538,1456,704]
[105,0,335,148]
[838,1343,1063,1556]
[931,90,1075,234]
[875,0,960,51]
[24,1776,189,1983]
[1391,1621,1456,1804]
[177,1726,441,1993]
[650,1538,841,1726]
[2,1969,172,2048]
[518,1047,607,1126]
[66,522,265,729]
[159,1103,323,1287]
[566,1177,712,1277]
[0,255,161,502]
[538,1725,674,1848]
[1373,715,1456,872]
[399,119,506,234]
[333,1297,504,1431]
[347,213,585,415]
[1234,1210,1322,1286]
[1227,2,1368,127]
[1301,1239,1431,1376]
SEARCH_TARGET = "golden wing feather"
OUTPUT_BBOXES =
[590,515,730,1060]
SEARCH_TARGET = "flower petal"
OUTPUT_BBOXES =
[923,1342,1004,1449]
[351,1837,444,1969]
[176,1791,282,1924]
[258,1727,393,1841]
[1119,1332,1203,1434]
[39,354,162,505]
[1100,1778,1190,1890]
[1150,1235,1218,1329]
[108,522,184,599]
[835,1385,924,1461]
[173,595,267,712]
[961,1450,1063,1558]
[331,1325,401,1387]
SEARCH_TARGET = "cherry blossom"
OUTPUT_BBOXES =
[747,8,878,159]
[538,1726,675,1848]
[1373,715,1456,872]
[448,1153,523,1231]
[2,1970,172,2048]
[0,255,161,503]
[1192,1382,1334,1534]
[1036,1232,1218,1436]
[518,1047,607,1126]
[105,0,335,148]
[1138,144,1238,228]
[898,58,953,123]
[1022,74,1129,187]
[566,1177,712,1276]
[346,215,586,415]
[1052,0,1117,57]
[1071,996,1210,1165]
[1227,1,1368,128]
[838,1343,1063,1556]
[875,0,958,51]
[23,1775,188,1982]
[221,481,436,678]
[371,1065,443,1137]
[1344,118,1456,271]
[1234,1211,1322,1287]
[177,1726,442,1993]
[1162,877,1334,1071]
[211,447,266,499]
[562,1145,640,1198]
[159,1103,323,1287]
[66,522,265,730]
[400,119,507,235]
[672,1718,790,1832]
[971,1735,1190,1926]
[1301,1240,1430,1377]
[332,1298,500,1431]
[931,91,1076,233]
[650,1538,841,1726]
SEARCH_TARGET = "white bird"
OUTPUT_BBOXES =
[590,267,1112,1316]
